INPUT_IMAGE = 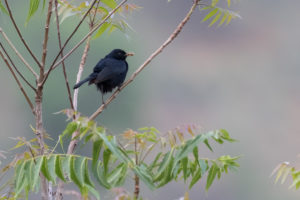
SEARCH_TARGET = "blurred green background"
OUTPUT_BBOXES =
[1,0,300,199]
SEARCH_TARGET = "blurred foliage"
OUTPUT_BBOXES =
[272,161,300,190]
[0,114,239,199]
[168,0,240,27]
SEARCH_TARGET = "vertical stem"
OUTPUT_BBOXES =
[134,135,140,200]
[37,0,54,199]
[54,0,74,111]
[73,36,91,111]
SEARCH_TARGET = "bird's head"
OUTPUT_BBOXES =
[108,49,134,60]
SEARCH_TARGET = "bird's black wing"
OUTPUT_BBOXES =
[94,59,127,83]
[93,58,107,73]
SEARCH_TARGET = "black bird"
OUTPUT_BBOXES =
[73,49,134,104]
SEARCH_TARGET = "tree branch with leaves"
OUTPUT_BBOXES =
[0,0,240,199]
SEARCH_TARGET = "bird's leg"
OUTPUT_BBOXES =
[117,86,121,92]
[101,93,105,105]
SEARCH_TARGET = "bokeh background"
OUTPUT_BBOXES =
[1,0,300,199]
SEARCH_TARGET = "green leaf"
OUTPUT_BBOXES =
[26,159,35,189]
[209,10,222,27]
[93,22,111,39]
[15,160,26,196]
[227,0,231,8]
[149,152,162,170]
[70,156,85,189]
[48,156,57,184]
[103,149,111,174]
[220,129,236,142]
[202,8,218,22]
[182,157,188,182]
[26,0,41,25]
[114,163,128,186]
[93,161,111,189]
[107,163,126,185]
[154,149,174,180]
[96,133,129,163]
[32,157,43,190]
[55,155,66,182]
[218,11,228,26]
[193,147,199,162]
[226,14,232,25]
[174,135,203,162]
[83,158,94,187]
[0,0,8,15]
[204,139,213,151]
[206,163,218,191]
[189,167,201,189]
[156,156,174,187]
[41,156,53,182]
[199,159,208,175]
[62,155,71,178]
[102,0,117,9]
[62,121,78,138]
[92,139,103,168]
[85,184,100,200]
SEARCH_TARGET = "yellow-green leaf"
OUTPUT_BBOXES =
[202,8,218,22]
[209,11,222,27]
[0,0,8,15]
[102,0,117,9]
[26,0,41,25]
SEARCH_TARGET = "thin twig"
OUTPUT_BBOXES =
[0,42,36,92]
[91,0,101,26]
[0,28,39,78]
[54,0,74,111]
[43,0,98,84]
[43,0,128,85]
[40,0,54,78]
[0,50,35,113]
[3,0,42,68]
[89,0,200,120]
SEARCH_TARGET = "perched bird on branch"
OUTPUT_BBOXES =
[73,49,134,104]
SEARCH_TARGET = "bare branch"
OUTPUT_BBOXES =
[39,0,54,84]
[89,0,200,120]
[0,28,39,78]
[42,0,128,85]
[0,42,37,92]
[54,0,74,111]
[3,0,42,69]
[43,0,98,85]
[91,0,101,26]
[0,50,35,113]
[73,37,91,111]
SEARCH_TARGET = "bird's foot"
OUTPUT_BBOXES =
[101,102,107,109]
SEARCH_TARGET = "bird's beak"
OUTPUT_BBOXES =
[126,52,134,57]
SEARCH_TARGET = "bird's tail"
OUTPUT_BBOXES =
[73,77,90,89]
